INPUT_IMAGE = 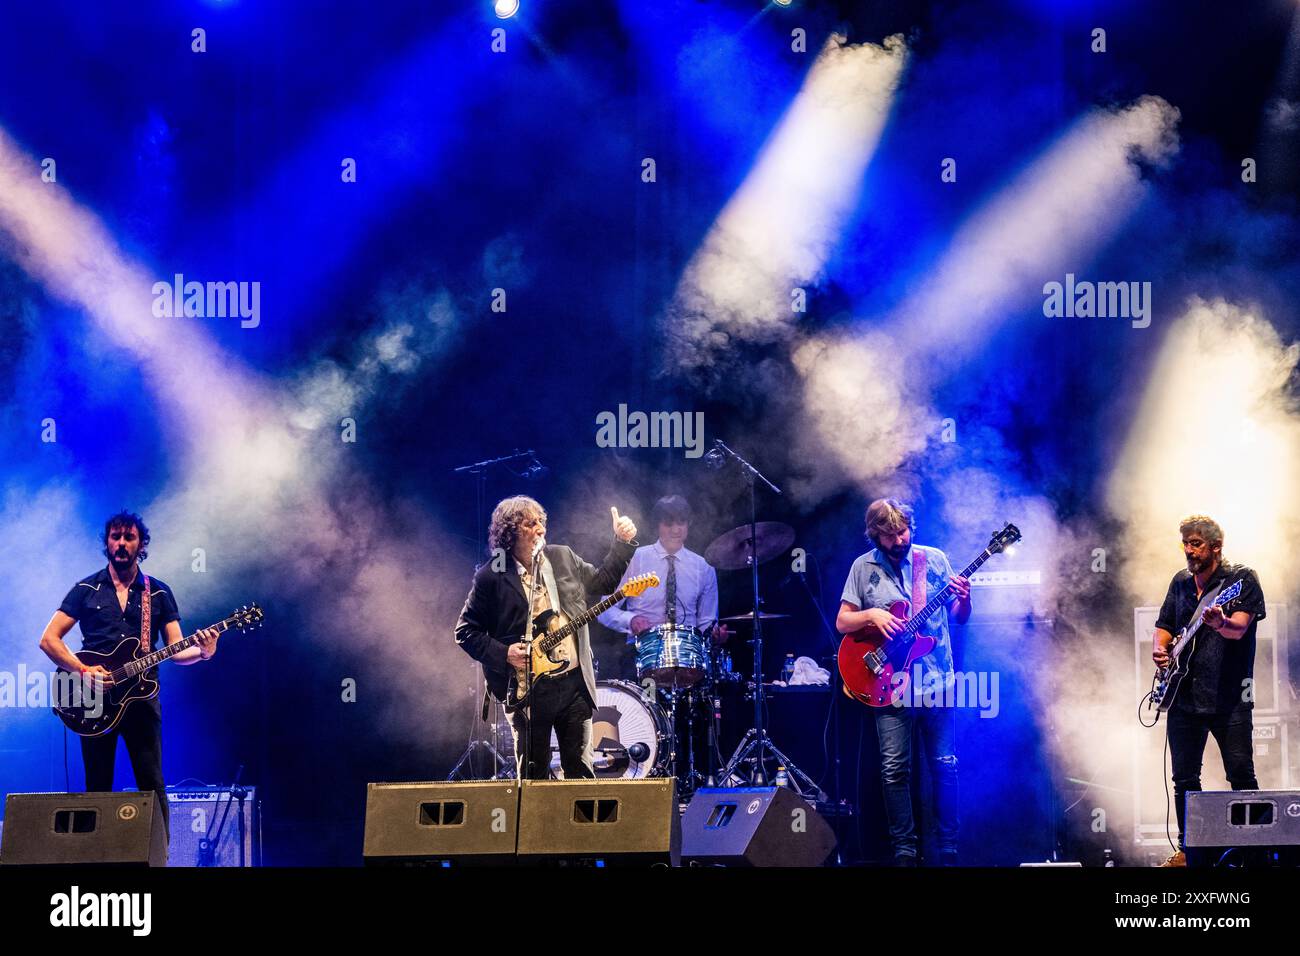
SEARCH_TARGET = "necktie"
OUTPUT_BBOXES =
[665,553,677,627]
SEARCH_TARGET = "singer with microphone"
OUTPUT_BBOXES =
[454,495,638,779]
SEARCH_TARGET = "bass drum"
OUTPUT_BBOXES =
[549,679,672,779]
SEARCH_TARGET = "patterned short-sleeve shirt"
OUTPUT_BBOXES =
[841,545,956,688]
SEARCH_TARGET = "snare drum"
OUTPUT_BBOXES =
[636,623,708,688]
[547,679,672,779]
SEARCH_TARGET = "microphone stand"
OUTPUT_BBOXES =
[197,764,245,867]
[710,440,825,800]
[448,449,539,781]
[523,543,544,781]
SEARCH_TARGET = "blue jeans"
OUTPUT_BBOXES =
[874,704,959,860]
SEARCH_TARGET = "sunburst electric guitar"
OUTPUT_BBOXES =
[508,573,659,707]
[838,525,1020,707]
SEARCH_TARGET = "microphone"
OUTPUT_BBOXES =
[702,442,727,470]
[627,742,651,763]
[778,569,807,589]
[521,457,549,480]
[532,538,545,562]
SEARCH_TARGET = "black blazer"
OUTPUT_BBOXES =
[454,538,636,705]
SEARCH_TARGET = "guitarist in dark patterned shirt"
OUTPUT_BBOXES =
[38,511,220,837]
[1151,514,1265,867]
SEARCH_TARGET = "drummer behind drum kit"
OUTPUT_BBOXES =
[479,518,823,802]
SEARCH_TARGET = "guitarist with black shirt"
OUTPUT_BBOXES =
[1151,514,1265,867]
[37,511,220,838]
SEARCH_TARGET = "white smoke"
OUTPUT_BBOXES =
[666,33,908,376]
[788,96,1182,506]
[0,126,482,746]
[1108,297,1300,603]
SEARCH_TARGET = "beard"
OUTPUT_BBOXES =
[886,542,910,561]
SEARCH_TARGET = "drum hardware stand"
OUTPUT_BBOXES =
[662,684,703,797]
[448,449,544,781]
[683,688,698,793]
[448,720,512,781]
[705,440,823,799]
[704,676,722,788]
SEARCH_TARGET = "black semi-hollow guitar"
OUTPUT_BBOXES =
[52,604,264,736]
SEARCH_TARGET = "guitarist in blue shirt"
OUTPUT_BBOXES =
[836,498,971,867]
[1151,515,1266,867]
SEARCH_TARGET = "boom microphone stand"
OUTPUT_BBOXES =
[707,440,824,799]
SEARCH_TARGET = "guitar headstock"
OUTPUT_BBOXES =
[623,572,660,597]
[1216,580,1244,606]
[987,523,1022,555]
[229,603,265,632]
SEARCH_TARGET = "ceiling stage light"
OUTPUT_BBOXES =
[494,0,520,19]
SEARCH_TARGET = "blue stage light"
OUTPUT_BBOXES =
[494,0,520,19]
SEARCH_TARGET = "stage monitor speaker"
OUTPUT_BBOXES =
[165,786,260,867]
[0,791,167,867]
[681,787,836,867]
[517,779,679,866]
[363,780,519,865]
[1187,790,1300,847]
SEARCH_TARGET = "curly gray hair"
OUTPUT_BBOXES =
[488,495,546,554]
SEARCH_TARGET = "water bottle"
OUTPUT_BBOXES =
[780,654,796,683]
[774,766,789,788]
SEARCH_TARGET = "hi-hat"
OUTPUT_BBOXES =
[704,522,796,571]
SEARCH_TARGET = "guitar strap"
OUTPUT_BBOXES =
[1184,579,1225,637]
[140,574,152,652]
[911,548,927,619]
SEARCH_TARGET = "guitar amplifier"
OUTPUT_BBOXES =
[967,569,1048,619]
[165,786,260,867]
[363,780,520,865]
[517,779,679,866]
[0,791,167,867]
[681,787,836,867]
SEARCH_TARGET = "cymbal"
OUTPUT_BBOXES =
[718,610,791,622]
[704,522,796,570]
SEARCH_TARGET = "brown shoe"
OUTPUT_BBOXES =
[1158,850,1186,867]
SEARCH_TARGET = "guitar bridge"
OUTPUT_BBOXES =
[863,651,884,676]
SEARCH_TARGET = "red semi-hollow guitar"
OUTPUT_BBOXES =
[838,524,1020,707]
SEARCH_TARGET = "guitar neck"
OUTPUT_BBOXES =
[540,588,626,651]
[901,548,991,637]
[1171,582,1241,656]
[118,617,237,679]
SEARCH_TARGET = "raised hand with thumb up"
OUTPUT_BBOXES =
[610,506,637,543]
